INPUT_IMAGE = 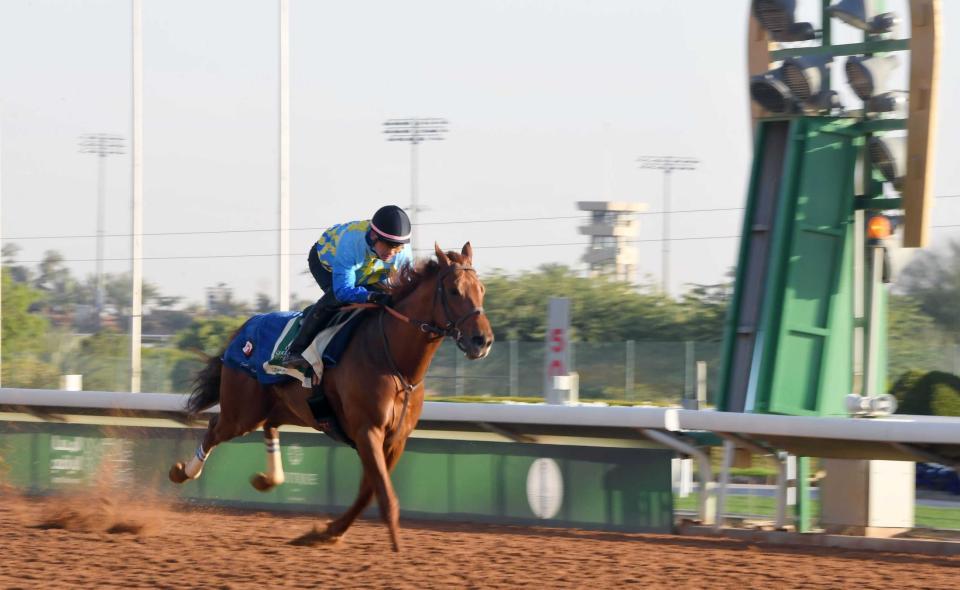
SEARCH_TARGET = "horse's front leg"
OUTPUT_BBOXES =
[355,427,402,551]
[251,425,285,491]
[290,475,373,546]
[291,436,406,548]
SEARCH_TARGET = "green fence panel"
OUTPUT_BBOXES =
[0,421,673,533]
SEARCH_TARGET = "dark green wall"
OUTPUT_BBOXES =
[0,421,673,533]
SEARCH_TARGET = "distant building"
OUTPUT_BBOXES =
[577,201,646,282]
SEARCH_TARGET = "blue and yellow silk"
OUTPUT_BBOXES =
[315,220,413,303]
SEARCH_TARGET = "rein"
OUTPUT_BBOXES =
[346,264,482,341]
[342,263,483,439]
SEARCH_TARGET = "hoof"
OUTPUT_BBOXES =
[250,472,278,492]
[289,525,342,547]
[169,462,189,484]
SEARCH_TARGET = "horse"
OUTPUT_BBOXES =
[168,242,493,551]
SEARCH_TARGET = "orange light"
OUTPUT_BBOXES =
[867,215,893,240]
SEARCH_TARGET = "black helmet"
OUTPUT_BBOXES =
[371,205,412,244]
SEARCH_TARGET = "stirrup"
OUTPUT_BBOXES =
[280,351,311,371]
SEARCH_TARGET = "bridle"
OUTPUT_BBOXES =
[429,264,484,351]
[344,263,486,429]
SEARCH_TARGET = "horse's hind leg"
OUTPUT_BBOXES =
[251,425,285,491]
[169,414,223,483]
[170,369,273,484]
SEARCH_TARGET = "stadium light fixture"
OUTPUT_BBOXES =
[752,0,816,42]
[845,54,904,114]
[867,135,907,190]
[750,57,836,114]
[828,0,900,35]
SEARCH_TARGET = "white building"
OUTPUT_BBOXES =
[577,201,646,282]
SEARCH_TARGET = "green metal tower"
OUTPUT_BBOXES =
[719,0,941,416]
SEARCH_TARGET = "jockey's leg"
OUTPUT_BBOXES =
[281,294,339,370]
[251,425,285,491]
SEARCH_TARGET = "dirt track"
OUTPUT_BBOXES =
[1,492,958,590]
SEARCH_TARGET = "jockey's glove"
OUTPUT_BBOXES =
[368,292,392,306]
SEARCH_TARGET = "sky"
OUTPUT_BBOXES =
[1,0,959,306]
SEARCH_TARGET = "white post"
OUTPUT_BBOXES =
[130,0,143,393]
[625,340,635,400]
[775,452,794,531]
[509,340,518,396]
[409,140,420,256]
[543,298,571,404]
[60,375,83,391]
[865,246,885,396]
[278,0,290,311]
[455,349,465,396]
[852,209,865,395]
[642,429,715,525]
[95,154,107,324]
[713,439,735,531]
[661,169,671,295]
[675,457,693,498]
[0,105,3,387]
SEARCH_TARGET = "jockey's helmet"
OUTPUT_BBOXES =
[371,205,412,245]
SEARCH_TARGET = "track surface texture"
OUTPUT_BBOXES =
[1,492,959,589]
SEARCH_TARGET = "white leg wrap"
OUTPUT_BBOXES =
[184,444,207,479]
[265,438,284,484]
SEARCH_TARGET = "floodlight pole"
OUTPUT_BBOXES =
[79,134,125,329]
[383,118,449,255]
[0,105,4,386]
[638,156,699,295]
[130,0,143,393]
[278,0,290,311]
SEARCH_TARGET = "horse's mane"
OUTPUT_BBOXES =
[386,251,468,302]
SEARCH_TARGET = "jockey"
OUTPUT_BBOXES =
[280,205,414,371]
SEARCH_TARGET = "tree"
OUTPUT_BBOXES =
[897,239,960,337]
[174,316,247,356]
[254,292,275,313]
[480,265,730,344]
[0,268,60,388]
[64,332,130,391]
[888,295,952,377]
[1,268,50,355]
[205,283,249,316]
[2,244,32,284]
[103,273,162,317]
[891,370,960,417]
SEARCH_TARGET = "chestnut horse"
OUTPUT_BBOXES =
[168,243,492,551]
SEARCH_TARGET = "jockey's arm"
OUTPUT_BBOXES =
[330,261,373,304]
[328,231,375,304]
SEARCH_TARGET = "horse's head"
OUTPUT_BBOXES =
[432,242,493,360]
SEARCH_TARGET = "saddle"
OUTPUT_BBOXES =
[261,308,365,386]
[223,309,366,447]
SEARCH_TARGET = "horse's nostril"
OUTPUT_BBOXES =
[471,335,487,348]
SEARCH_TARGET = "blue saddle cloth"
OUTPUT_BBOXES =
[222,309,369,385]
[223,311,301,385]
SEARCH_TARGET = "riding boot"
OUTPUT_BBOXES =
[280,302,337,370]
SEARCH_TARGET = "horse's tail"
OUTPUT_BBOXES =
[186,354,223,416]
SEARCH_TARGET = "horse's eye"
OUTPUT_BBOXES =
[448,288,459,297]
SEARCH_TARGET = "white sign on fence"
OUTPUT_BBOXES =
[544,297,571,403]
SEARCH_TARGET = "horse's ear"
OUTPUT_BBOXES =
[461,242,473,264]
[434,242,450,266]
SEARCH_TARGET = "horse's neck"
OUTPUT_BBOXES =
[387,280,444,384]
